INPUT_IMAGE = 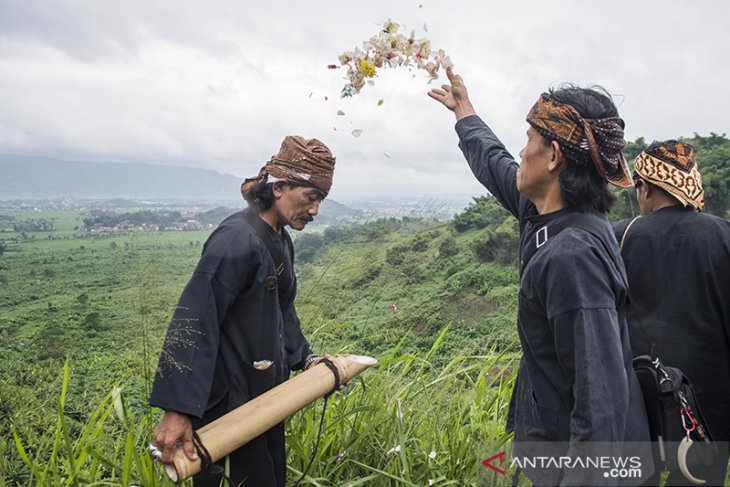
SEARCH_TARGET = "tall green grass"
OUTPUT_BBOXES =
[8,328,519,486]
[287,326,518,486]
[10,361,162,486]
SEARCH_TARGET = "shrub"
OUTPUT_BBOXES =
[438,234,458,258]
[385,244,409,266]
[444,266,492,293]
[452,196,512,232]
[410,234,429,252]
[295,233,325,263]
[350,261,382,288]
[472,221,519,265]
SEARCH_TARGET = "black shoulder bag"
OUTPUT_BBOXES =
[521,214,716,477]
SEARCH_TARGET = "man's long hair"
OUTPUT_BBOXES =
[549,85,619,213]
[243,182,276,211]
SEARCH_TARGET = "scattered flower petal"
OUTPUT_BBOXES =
[384,150,391,158]
[324,96,329,101]
[429,450,437,459]
[359,59,377,77]
[332,19,452,97]
[351,129,363,138]
[387,444,402,454]
[327,64,339,70]
[388,302,397,310]
[341,84,355,98]
[429,480,435,486]
[383,20,399,34]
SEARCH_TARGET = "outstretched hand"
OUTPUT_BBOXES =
[427,67,476,120]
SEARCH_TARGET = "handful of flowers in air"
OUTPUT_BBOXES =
[331,20,453,98]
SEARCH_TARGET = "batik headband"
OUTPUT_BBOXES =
[526,93,632,187]
[634,140,704,210]
[241,135,336,199]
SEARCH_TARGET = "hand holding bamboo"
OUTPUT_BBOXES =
[159,354,377,483]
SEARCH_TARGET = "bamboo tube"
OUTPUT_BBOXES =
[161,354,377,483]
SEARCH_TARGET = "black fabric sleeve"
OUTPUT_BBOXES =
[455,115,523,219]
[149,225,255,418]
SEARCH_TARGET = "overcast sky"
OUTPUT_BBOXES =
[1,0,728,201]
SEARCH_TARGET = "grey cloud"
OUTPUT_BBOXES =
[0,0,728,200]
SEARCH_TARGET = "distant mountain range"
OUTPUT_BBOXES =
[0,154,246,200]
[0,154,363,224]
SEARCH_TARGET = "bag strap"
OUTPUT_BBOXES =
[521,214,656,358]
[243,209,293,298]
[521,217,583,273]
[619,216,642,251]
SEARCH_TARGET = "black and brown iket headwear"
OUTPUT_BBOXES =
[634,140,704,210]
[526,93,633,187]
[241,135,336,199]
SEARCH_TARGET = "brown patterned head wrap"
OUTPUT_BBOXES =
[526,93,632,187]
[241,135,336,199]
[634,140,704,210]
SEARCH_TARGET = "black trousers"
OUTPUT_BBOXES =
[192,422,286,487]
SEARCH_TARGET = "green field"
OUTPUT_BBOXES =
[0,205,525,486]
[4,152,730,487]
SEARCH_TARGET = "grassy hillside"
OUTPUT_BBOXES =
[2,132,729,484]
[294,214,520,359]
[1,200,523,485]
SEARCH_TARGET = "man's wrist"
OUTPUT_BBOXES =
[164,409,191,420]
[454,101,476,121]
[303,354,320,370]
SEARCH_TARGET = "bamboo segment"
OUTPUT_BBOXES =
[162,354,377,483]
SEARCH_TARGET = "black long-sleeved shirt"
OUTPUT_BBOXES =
[615,207,730,444]
[456,115,650,485]
[149,210,314,419]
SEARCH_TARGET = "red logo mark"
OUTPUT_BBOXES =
[482,451,507,475]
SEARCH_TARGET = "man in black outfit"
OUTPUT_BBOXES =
[615,141,730,486]
[149,135,336,486]
[430,70,651,485]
